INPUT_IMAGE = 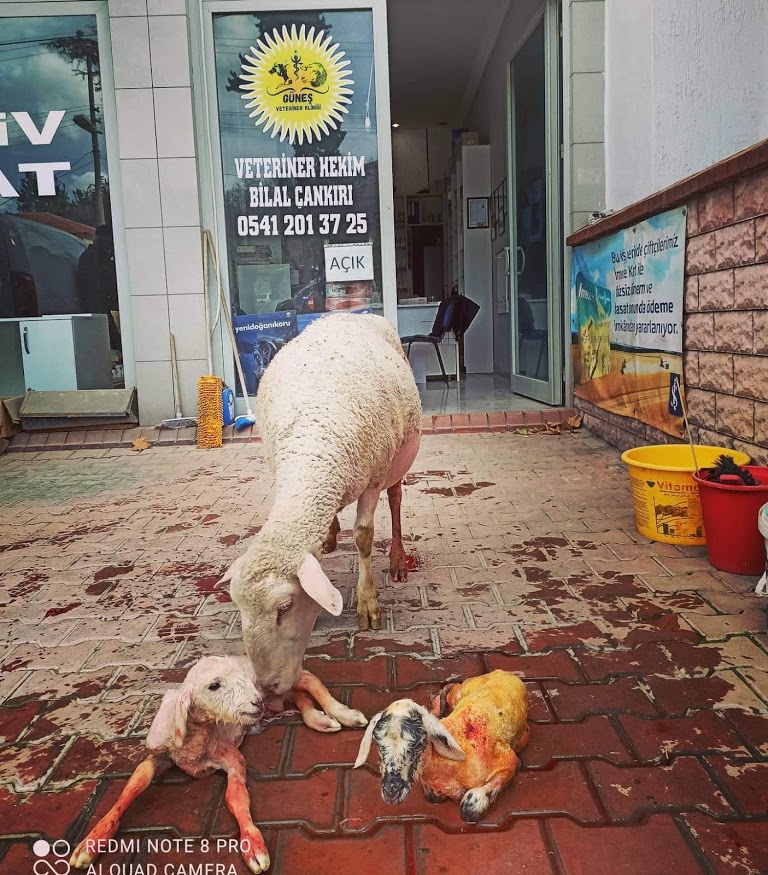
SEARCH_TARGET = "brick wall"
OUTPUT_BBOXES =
[571,152,768,465]
[683,166,768,463]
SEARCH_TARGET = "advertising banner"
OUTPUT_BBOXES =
[232,310,297,396]
[571,207,687,438]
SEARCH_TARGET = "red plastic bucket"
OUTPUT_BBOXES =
[693,467,768,575]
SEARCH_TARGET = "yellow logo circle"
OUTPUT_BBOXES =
[240,24,354,145]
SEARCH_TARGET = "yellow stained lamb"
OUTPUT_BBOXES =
[354,669,529,822]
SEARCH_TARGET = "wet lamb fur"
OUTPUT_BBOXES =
[69,656,271,873]
[354,670,530,823]
[223,313,422,708]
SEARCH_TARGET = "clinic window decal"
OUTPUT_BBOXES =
[212,10,381,397]
[0,16,123,389]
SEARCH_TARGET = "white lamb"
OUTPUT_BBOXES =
[220,313,422,731]
[69,656,270,873]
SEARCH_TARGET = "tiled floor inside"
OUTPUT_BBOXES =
[1,431,767,874]
[418,373,549,415]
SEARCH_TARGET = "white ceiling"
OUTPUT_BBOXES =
[386,0,512,129]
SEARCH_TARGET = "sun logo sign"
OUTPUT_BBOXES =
[239,24,354,145]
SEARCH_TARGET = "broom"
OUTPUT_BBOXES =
[196,231,223,449]
[204,230,257,432]
[157,333,198,430]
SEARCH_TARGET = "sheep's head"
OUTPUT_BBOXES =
[353,699,465,804]
[147,656,264,750]
[220,553,343,697]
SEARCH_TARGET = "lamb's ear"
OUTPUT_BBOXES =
[172,689,192,748]
[354,712,382,768]
[422,710,465,761]
[146,689,180,752]
[298,554,343,616]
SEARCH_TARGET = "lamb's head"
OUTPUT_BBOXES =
[220,552,343,697]
[148,656,264,750]
[353,699,465,804]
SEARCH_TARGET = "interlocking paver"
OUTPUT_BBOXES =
[0,432,766,873]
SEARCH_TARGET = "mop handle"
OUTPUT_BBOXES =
[679,391,700,475]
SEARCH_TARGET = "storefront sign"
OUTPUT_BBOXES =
[324,242,374,281]
[0,110,71,197]
[571,207,686,438]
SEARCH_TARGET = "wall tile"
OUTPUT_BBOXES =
[148,0,186,13]
[164,226,204,295]
[571,73,604,144]
[168,294,207,360]
[153,88,196,158]
[176,359,209,419]
[135,360,174,424]
[125,228,167,295]
[149,15,192,88]
[115,89,157,159]
[131,295,170,361]
[158,158,200,226]
[571,1,605,73]
[109,0,147,18]
[121,159,162,228]
[571,143,605,212]
[110,17,152,89]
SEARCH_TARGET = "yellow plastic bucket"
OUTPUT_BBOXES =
[620,445,750,545]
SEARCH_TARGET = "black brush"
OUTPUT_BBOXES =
[705,454,757,485]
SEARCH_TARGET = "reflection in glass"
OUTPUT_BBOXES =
[0,16,122,387]
[213,10,382,324]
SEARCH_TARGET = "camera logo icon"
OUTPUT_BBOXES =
[32,839,71,874]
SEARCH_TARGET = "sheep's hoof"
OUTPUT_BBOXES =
[70,842,94,869]
[356,607,381,630]
[303,708,342,732]
[242,829,270,873]
[332,705,368,728]
[459,787,490,823]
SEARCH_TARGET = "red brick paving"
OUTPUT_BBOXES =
[0,431,766,873]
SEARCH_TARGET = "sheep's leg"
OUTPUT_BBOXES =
[459,755,520,823]
[291,687,341,732]
[221,747,270,874]
[387,481,409,582]
[322,515,341,554]
[69,755,170,868]
[430,682,459,718]
[295,669,367,728]
[354,488,381,630]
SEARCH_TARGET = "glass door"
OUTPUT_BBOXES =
[507,2,562,403]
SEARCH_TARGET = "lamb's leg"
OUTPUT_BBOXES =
[70,755,170,868]
[295,669,366,728]
[355,487,381,630]
[291,687,341,732]
[387,481,408,582]
[220,747,270,874]
[322,515,341,554]
[459,755,520,823]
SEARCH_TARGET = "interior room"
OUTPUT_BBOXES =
[386,0,554,415]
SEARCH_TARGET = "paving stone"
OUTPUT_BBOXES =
[704,756,768,816]
[275,826,407,875]
[414,821,554,874]
[0,781,99,839]
[550,815,704,875]
[545,677,658,720]
[619,713,751,763]
[394,654,485,688]
[588,757,734,820]
[683,813,768,875]
[485,649,584,682]
[522,716,634,768]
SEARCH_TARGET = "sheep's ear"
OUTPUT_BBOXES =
[173,689,191,748]
[422,710,465,761]
[217,555,245,588]
[354,712,382,768]
[298,554,343,616]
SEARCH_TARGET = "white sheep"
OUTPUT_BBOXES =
[69,656,271,873]
[220,313,421,730]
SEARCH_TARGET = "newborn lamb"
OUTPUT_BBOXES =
[354,670,529,822]
[69,656,270,873]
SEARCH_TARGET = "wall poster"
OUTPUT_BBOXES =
[571,207,687,438]
[213,10,381,395]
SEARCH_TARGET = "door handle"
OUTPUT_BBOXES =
[516,246,526,276]
[22,326,29,355]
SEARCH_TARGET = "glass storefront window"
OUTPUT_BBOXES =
[212,10,382,394]
[0,15,123,388]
